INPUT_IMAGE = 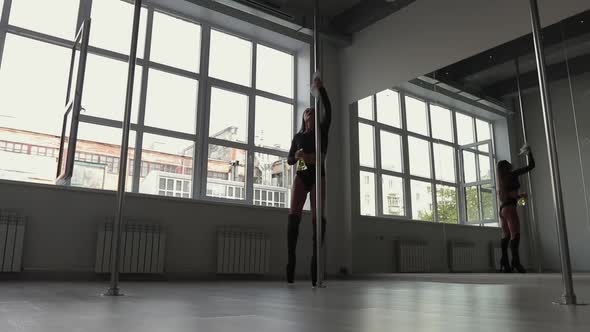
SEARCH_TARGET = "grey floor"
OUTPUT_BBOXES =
[1,274,589,332]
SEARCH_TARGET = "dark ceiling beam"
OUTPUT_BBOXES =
[484,53,590,97]
[206,0,352,45]
[434,9,590,83]
[331,0,417,35]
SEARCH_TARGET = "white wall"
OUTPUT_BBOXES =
[340,0,590,105]
[519,73,590,272]
[0,180,324,277]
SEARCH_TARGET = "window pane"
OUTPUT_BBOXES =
[466,186,480,222]
[376,89,400,127]
[476,119,491,152]
[481,184,495,220]
[207,144,246,200]
[255,97,292,151]
[82,54,142,122]
[0,35,69,136]
[144,69,198,134]
[380,130,402,172]
[360,171,376,216]
[10,0,79,39]
[254,153,292,208]
[411,180,433,221]
[408,136,431,178]
[209,87,248,143]
[0,128,59,185]
[358,123,375,168]
[139,134,194,198]
[476,119,491,141]
[209,30,252,86]
[456,113,474,145]
[73,123,134,192]
[382,175,404,216]
[405,96,428,135]
[256,44,293,98]
[358,96,373,120]
[463,150,477,183]
[90,0,147,57]
[151,11,201,72]
[478,154,491,181]
[436,185,457,224]
[431,144,454,182]
[430,105,453,142]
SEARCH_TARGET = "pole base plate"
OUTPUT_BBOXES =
[102,288,125,297]
[552,295,587,305]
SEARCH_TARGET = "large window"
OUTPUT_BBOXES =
[357,89,495,225]
[204,30,294,206]
[0,1,296,209]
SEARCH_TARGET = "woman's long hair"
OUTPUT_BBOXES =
[298,108,314,134]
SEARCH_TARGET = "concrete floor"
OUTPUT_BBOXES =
[1,274,589,332]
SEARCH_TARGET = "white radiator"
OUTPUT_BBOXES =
[95,222,166,274]
[217,227,270,274]
[0,211,25,272]
[490,242,502,272]
[449,241,476,272]
[395,239,431,273]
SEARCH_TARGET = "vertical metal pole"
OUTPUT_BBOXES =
[528,0,576,304]
[515,58,542,273]
[105,0,142,297]
[313,0,324,288]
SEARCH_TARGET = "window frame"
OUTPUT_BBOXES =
[0,0,299,210]
[356,89,497,226]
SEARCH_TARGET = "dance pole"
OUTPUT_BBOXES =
[528,0,577,304]
[105,0,142,297]
[313,0,325,288]
[514,59,542,273]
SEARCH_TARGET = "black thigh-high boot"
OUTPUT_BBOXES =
[286,214,301,283]
[511,234,526,273]
[311,218,326,287]
[500,237,512,273]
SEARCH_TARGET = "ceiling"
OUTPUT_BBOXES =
[228,0,417,36]
[431,9,590,100]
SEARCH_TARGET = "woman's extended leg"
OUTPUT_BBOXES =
[286,176,308,283]
[503,206,525,273]
[499,209,512,273]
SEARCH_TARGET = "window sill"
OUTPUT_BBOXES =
[357,214,500,230]
[0,178,309,216]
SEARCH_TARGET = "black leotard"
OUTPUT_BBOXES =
[287,87,332,189]
[499,152,535,209]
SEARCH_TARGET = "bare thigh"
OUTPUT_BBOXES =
[289,175,309,216]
